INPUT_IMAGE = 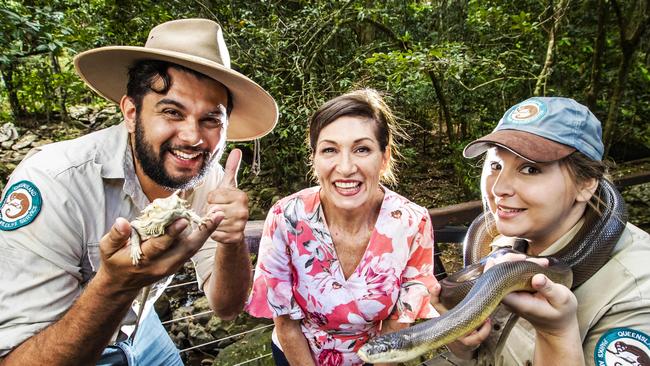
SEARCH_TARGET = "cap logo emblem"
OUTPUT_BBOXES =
[505,100,547,124]
[0,180,42,231]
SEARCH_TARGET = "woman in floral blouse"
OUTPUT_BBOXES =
[246,89,438,366]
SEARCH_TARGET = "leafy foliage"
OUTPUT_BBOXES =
[1,0,649,216]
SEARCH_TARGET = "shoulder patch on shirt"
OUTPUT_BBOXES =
[594,328,650,366]
[0,180,42,231]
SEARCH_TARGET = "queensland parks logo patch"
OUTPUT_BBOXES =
[0,180,42,231]
[505,99,547,124]
[595,328,650,366]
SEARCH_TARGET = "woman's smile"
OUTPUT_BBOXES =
[495,203,527,219]
[333,180,362,196]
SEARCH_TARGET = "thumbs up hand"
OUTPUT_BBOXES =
[207,148,249,245]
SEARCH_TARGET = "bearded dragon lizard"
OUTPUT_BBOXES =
[128,190,210,340]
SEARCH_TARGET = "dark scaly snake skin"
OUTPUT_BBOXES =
[357,179,627,363]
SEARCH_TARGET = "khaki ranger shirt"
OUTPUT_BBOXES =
[0,123,223,356]
[426,221,650,366]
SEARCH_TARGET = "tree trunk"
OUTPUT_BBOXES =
[603,0,649,154]
[604,51,634,154]
[437,107,444,144]
[362,17,456,143]
[50,53,69,121]
[585,0,608,110]
[355,0,376,45]
[534,0,570,96]
[1,62,25,118]
[427,70,455,143]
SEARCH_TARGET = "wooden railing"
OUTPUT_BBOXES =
[244,170,650,253]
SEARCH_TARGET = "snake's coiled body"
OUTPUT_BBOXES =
[357,179,627,363]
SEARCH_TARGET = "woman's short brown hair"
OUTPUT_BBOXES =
[307,89,405,184]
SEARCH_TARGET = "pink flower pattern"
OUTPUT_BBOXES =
[319,348,344,366]
[246,186,438,365]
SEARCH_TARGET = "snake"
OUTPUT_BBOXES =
[357,179,627,363]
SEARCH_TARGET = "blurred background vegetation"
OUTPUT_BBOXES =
[1,0,649,218]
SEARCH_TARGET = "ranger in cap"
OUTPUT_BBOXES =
[0,18,278,365]
[428,97,650,366]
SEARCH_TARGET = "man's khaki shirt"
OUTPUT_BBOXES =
[0,123,223,356]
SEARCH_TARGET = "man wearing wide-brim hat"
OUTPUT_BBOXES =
[0,18,278,365]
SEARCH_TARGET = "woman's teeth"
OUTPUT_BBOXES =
[335,181,360,189]
[499,207,524,213]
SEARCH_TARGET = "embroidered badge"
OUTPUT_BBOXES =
[505,99,547,124]
[0,180,42,231]
[594,328,650,366]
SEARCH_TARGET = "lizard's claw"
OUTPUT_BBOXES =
[130,232,143,266]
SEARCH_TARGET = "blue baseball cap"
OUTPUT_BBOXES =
[463,97,604,162]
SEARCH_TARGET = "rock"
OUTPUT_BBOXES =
[185,297,212,319]
[171,330,187,346]
[1,141,14,149]
[89,105,122,130]
[68,105,93,120]
[205,317,229,344]
[12,133,38,150]
[188,321,216,345]
[31,139,53,148]
[0,123,18,143]
[154,293,172,320]
[10,152,25,163]
[172,305,195,320]
[212,324,274,366]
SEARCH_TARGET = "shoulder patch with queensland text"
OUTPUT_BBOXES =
[0,180,42,231]
[594,327,650,366]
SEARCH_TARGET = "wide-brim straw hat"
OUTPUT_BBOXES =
[74,18,278,141]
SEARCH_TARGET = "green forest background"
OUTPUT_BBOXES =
[2,0,649,217]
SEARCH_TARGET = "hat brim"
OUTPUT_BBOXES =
[74,46,278,141]
[463,129,576,163]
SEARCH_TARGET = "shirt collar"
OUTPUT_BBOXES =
[122,137,150,210]
[95,122,129,179]
[539,218,585,256]
[93,122,150,210]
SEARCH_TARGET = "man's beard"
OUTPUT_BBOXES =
[133,115,220,191]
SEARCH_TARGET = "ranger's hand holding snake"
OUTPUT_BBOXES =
[427,253,579,360]
[490,253,585,366]
[358,249,573,363]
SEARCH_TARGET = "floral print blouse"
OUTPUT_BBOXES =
[246,186,438,365]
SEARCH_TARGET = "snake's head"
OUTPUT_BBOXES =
[357,333,410,363]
